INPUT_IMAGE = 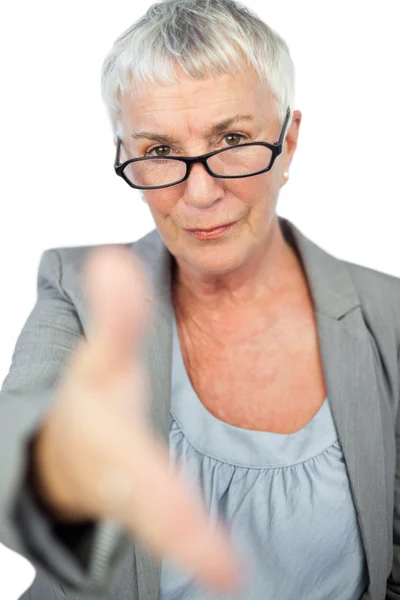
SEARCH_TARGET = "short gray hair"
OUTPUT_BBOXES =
[101,0,295,137]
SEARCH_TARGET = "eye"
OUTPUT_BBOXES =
[144,133,246,158]
[146,145,172,157]
[223,133,246,146]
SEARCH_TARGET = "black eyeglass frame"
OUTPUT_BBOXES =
[114,106,291,190]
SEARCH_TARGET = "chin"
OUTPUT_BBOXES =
[183,243,249,273]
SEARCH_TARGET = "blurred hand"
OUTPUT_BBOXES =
[31,246,241,592]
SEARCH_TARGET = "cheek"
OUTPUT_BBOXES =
[226,173,273,209]
[142,187,179,214]
[142,188,184,241]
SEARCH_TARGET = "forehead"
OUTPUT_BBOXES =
[118,66,276,135]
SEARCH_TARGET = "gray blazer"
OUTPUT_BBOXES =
[1,216,400,600]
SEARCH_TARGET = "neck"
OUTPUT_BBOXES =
[172,217,302,316]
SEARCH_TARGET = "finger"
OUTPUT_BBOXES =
[82,246,153,368]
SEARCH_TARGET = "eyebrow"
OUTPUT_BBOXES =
[130,114,254,145]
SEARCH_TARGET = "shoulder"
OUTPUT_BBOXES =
[37,240,136,313]
[49,229,160,276]
[55,240,136,271]
[344,258,400,290]
[339,259,400,369]
[343,258,400,316]
[38,228,161,304]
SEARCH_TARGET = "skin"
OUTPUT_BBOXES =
[30,64,310,593]
[118,65,303,334]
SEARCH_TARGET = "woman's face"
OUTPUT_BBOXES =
[118,67,301,278]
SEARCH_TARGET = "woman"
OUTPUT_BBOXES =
[1,1,399,599]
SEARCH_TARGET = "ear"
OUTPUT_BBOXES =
[284,110,302,162]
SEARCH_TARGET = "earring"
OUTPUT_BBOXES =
[283,171,289,179]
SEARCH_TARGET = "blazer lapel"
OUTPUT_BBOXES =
[282,218,388,599]
[316,314,388,599]
[130,218,389,600]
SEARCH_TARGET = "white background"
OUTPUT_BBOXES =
[0,1,399,597]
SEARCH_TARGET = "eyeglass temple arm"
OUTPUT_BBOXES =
[277,107,291,147]
[114,137,122,167]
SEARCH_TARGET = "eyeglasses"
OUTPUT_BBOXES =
[114,107,291,190]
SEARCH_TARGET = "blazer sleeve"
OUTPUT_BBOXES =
[0,248,130,596]
[386,348,400,598]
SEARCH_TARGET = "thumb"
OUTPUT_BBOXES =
[83,246,153,369]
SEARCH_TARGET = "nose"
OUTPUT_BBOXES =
[182,161,223,207]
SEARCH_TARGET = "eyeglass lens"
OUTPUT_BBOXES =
[122,145,273,188]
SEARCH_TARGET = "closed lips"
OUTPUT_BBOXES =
[185,223,233,232]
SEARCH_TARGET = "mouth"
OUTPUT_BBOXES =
[184,222,235,240]
[184,222,235,233]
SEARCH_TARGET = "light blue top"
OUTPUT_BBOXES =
[158,316,369,599]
